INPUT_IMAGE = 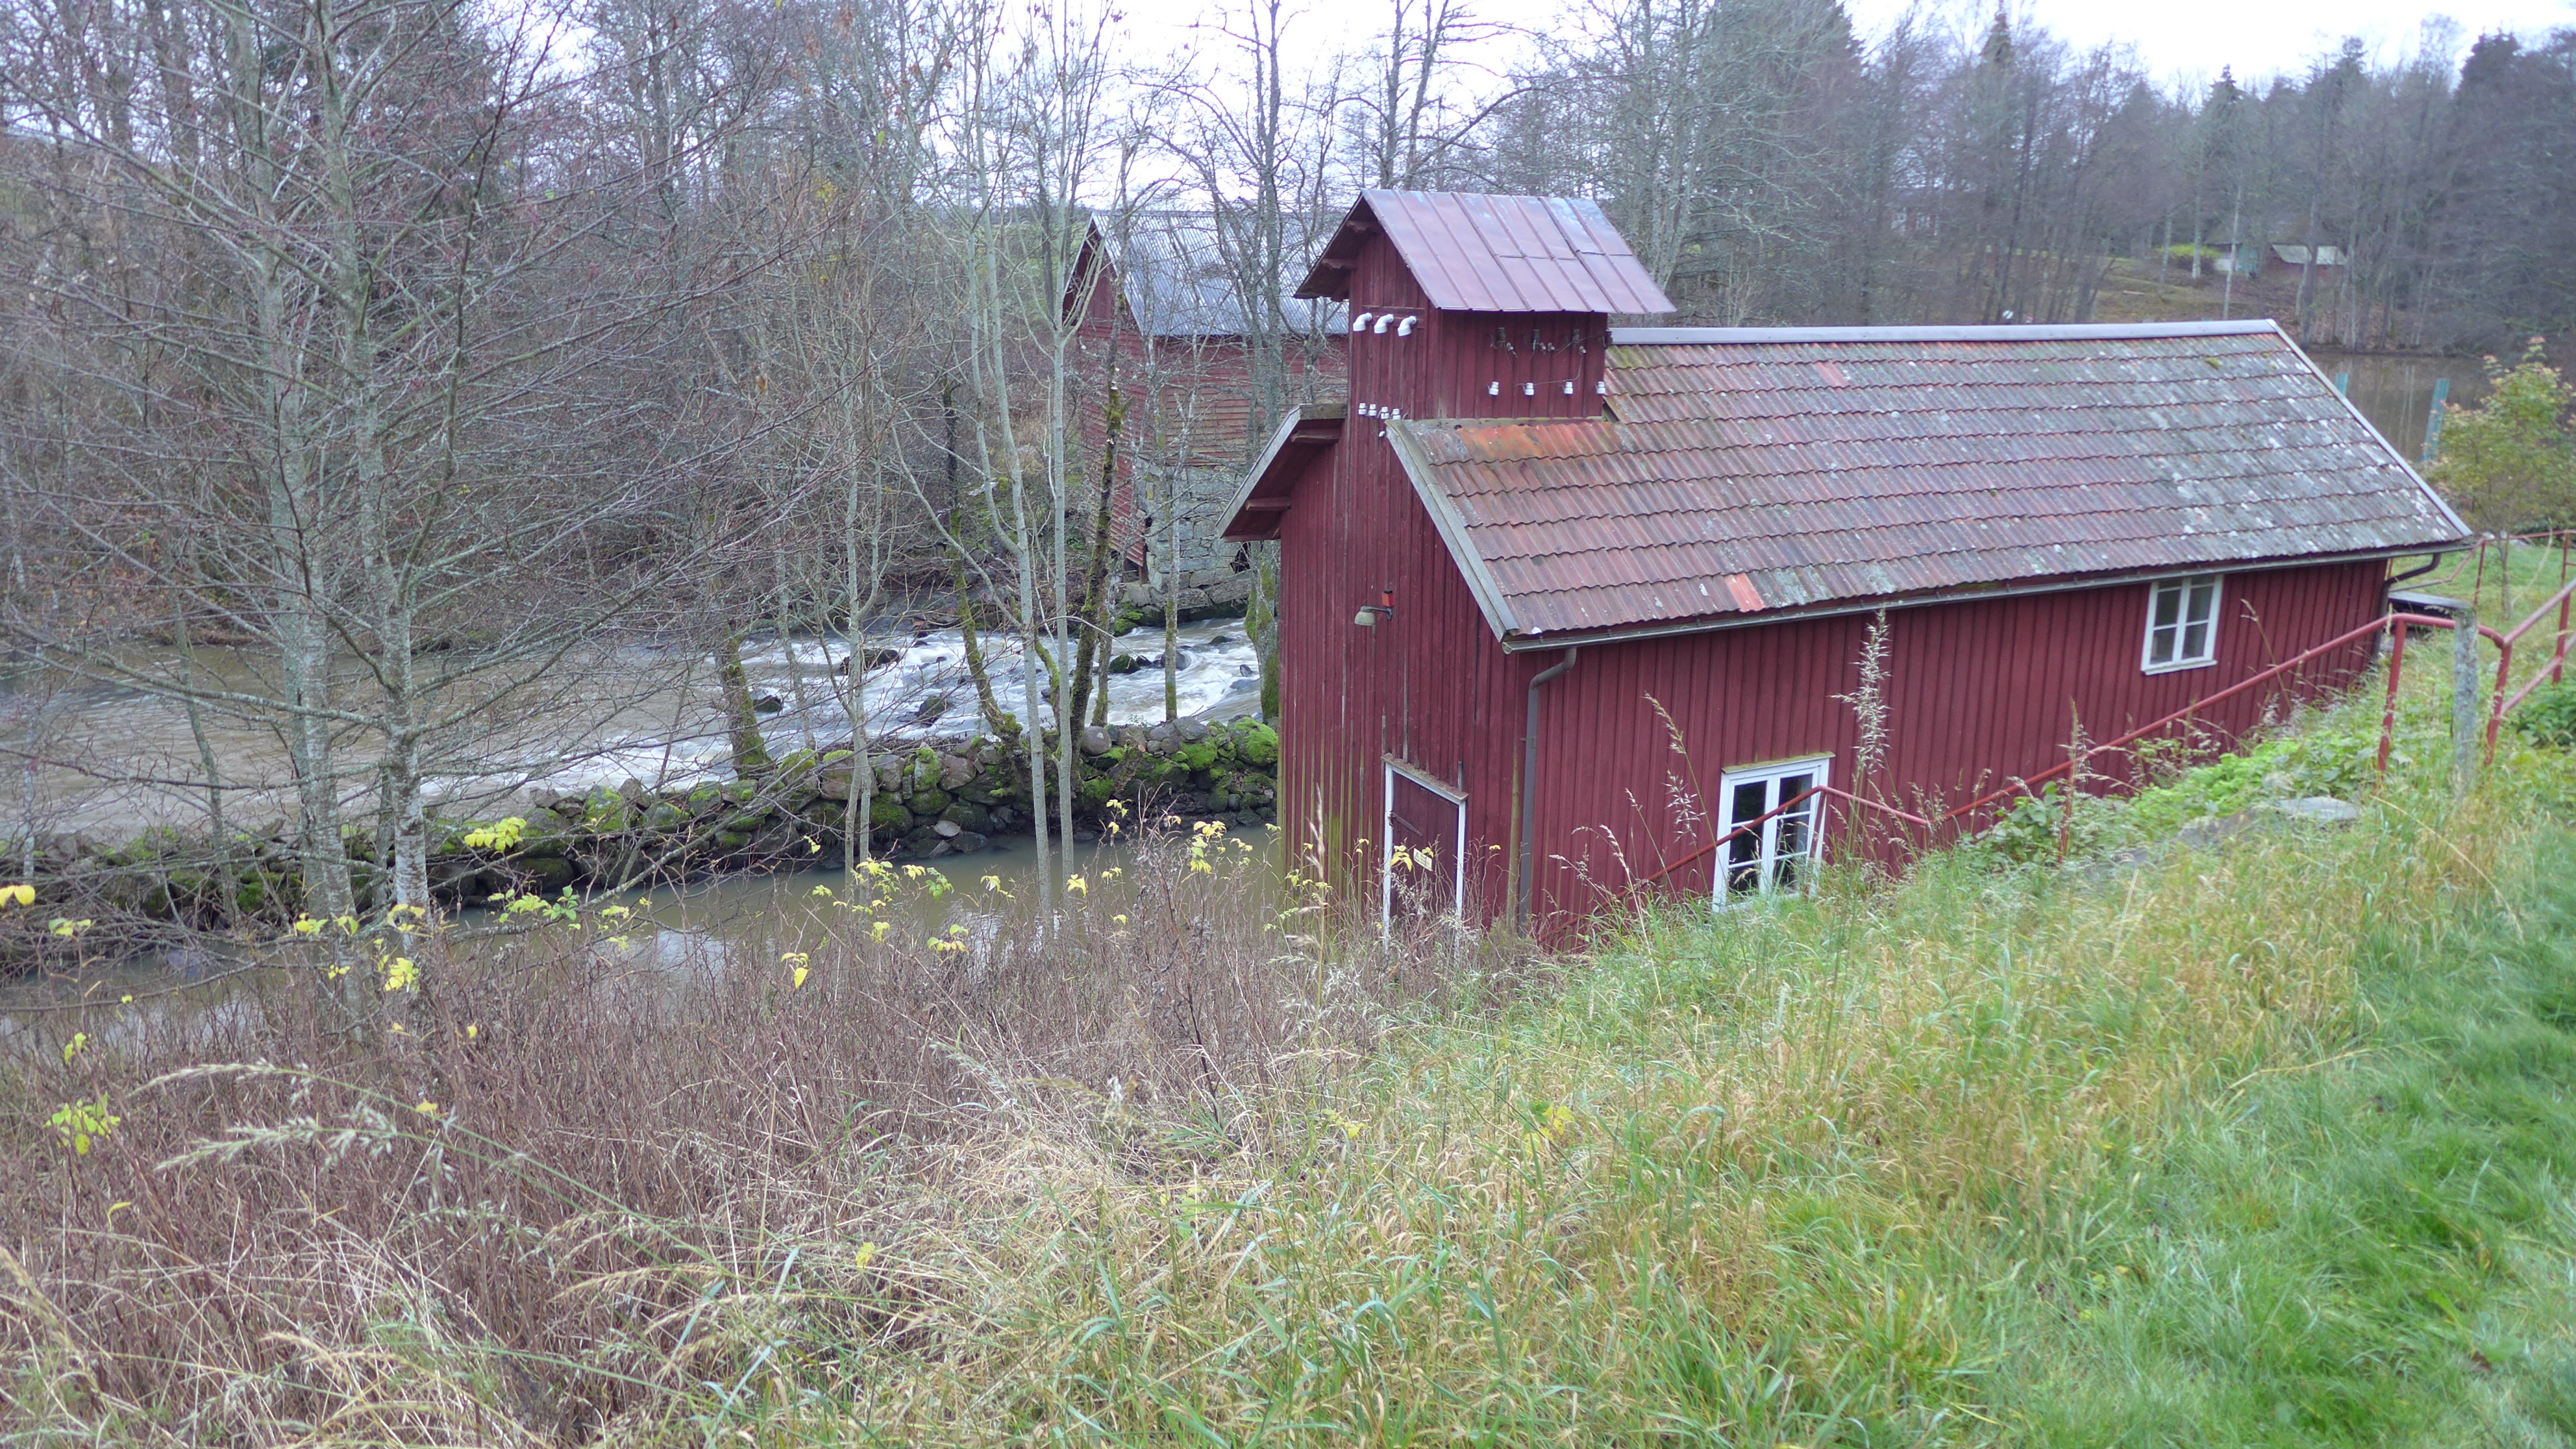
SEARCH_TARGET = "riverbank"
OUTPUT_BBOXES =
[0,716,1280,968]
[482,713,1281,893]
[867,786,2576,1444]
[0,813,1421,1445]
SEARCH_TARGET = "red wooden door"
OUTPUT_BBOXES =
[1383,765,1464,924]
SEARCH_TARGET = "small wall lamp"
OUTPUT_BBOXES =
[1353,589,1396,626]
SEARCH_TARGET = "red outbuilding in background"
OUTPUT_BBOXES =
[1064,214,1343,610]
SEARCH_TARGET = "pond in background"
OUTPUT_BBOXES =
[2301,347,2487,464]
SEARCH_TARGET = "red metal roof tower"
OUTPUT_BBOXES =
[1226,192,1671,923]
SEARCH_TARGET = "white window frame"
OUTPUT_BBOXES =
[1712,755,1830,907]
[2141,573,2223,674]
[1381,758,1467,932]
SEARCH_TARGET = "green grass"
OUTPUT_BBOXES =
[803,723,2576,1444]
[2004,835,2576,1445]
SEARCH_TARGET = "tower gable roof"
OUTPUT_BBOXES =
[1294,190,1675,316]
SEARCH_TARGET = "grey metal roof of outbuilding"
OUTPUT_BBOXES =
[1296,190,1676,316]
[1088,213,1341,338]
[1385,321,2468,645]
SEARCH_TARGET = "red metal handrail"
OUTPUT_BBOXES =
[1938,612,2457,826]
[2468,529,2573,622]
[2484,571,2576,755]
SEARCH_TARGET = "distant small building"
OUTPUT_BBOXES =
[2269,243,2349,271]
[1065,215,1343,612]
[1224,189,2467,936]
[2211,238,2348,276]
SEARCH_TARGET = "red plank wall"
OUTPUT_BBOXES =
[1274,227,1607,897]
[1285,525,2388,927]
[1510,557,2388,925]
[1069,251,1347,562]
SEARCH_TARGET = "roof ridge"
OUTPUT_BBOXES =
[1611,321,2284,344]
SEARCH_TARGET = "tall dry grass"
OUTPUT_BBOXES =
[7,677,2569,1446]
[0,824,1519,1444]
[790,723,2574,1442]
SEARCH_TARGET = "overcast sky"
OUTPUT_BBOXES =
[1139,0,2576,96]
[1855,0,2576,85]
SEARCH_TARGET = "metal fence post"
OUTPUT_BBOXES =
[2420,376,2449,465]
[2453,605,2481,799]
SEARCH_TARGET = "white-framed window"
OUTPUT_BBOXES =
[2142,573,2223,673]
[1714,756,1829,904]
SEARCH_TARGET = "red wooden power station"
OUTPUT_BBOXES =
[1220,191,2469,933]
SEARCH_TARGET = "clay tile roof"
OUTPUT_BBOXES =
[1386,321,2468,643]
[1296,190,1675,316]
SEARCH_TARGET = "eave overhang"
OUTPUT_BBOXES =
[1219,402,1346,541]
[1293,197,1378,301]
[1472,544,2466,654]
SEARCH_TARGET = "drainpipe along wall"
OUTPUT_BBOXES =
[1517,647,1579,933]
[2386,554,2445,588]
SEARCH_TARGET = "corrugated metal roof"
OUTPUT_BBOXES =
[1078,214,1340,338]
[1295,190,1675,316]
[1386,323,2468,642]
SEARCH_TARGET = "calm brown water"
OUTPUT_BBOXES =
[2301,347,2487,464]
[0,829,1287,1043]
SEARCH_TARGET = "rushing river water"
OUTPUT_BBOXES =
[0,617,1265,839]
[0,612,1278,1036]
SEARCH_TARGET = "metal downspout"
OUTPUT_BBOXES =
[2386,554,2446,588]
[1517,647,1579,933]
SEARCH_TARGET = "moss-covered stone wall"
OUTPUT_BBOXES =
[6,721,1280,938]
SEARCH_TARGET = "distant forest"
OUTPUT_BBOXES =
[1474,5,2576,351]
